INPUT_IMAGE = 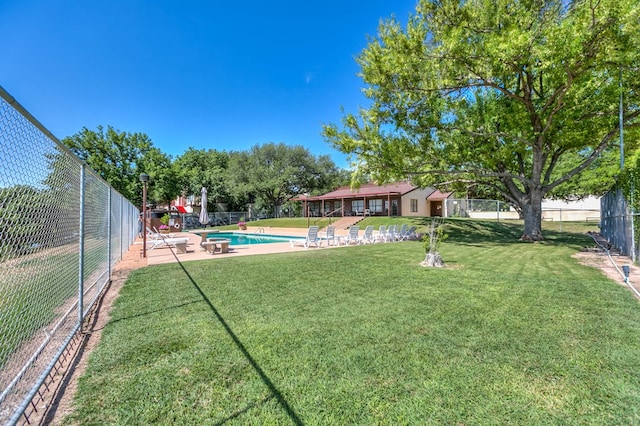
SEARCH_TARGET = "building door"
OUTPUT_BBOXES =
[430,201,443,217]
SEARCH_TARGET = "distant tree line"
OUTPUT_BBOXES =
[61,125,350,217]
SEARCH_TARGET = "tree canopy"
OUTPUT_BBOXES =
[226,143,347,217]
[62,125,177,207]
[323,0,640,240]
[173,148,232,210]
[62,128,347,216]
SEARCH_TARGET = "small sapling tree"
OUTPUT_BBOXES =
[421,219,447,268]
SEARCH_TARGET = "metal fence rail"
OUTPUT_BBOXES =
[180,211,250,229]
[444,198,600,222]
[0,86,138,425]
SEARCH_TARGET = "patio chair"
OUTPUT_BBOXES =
[146,226,161,240]
[400,225,418,241]
[145,227,175,242]
[359,225,375,244]
[290,226,322,248]
[149,237,189,253]
[321,225,338,246]
[374,225,387,243]
[343,225,360,245]
[387,225,398,242]
[153,226,176,238]
[397,224,408,240]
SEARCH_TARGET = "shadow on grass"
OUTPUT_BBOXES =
[417,218,593,250]
[425,218,524,246]
[541,229,595,250]
[214,394,275,425]
[106,299,203,330]
[165,248,303,425]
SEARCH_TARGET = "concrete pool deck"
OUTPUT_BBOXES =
[137,226,350,266]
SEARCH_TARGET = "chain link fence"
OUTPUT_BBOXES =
[180,211,251,229]
[0,87,138,425]
[445,198,600,223]
[600,189,637,261]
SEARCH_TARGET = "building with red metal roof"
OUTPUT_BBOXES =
[297,181,452,218]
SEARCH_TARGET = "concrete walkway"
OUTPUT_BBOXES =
[137,226,349,266]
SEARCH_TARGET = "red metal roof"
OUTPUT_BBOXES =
[313,182,418,200]
[427,190,453,201]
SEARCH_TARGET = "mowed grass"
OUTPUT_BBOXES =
[67,220,640,425]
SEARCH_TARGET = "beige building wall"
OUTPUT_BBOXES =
[401,188,435,217]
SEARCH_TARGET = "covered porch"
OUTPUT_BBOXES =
[300,193,403,218]
[295,182,423,218]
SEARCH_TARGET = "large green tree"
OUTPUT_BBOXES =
[138,147,180,208]
[173,148,231,210]
[62,125,177,207]
[227,143,344,217]
[324,0,640,240]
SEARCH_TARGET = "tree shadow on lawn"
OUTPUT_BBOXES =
[214,394,276,425]
[106,299,203,330]
[542,229,596,251]
[170,254,303,425]
[418,218,593,250]
[428,218,524,246]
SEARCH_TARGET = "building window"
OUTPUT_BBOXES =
[309,201,321,216]
[368,199,383,213]
[410,199,418,213]
[352,200,364,213]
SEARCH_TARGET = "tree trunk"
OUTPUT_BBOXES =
[421,252,445,267]
[520,190,544,241]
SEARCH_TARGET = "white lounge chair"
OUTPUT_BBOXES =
[359,225,375,244]
[400,225,417,241]
[397,224,408,241]
[373,225,387,243]
[343,225,360,245]
[148,237,189,253]
[387,225,398,242]
[153,226,176,238]
[290,226,322,248]
[146,226,162,240]
[321,225,338,246]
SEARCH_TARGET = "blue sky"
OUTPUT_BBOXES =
[1,1,416,169]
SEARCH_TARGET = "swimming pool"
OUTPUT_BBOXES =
[205,232,294,246]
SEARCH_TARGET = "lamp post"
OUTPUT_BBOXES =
[140,173,149,258]
[304,193,310,227]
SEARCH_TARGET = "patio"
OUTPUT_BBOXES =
[137,227,350,265]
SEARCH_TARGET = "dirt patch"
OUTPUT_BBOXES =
[573,250,640,295]
[572,232,640,297]
[26,245,146,426]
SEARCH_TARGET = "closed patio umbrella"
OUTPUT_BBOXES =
[199,187,208,228]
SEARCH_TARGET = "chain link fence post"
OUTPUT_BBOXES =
[0,86,139,425]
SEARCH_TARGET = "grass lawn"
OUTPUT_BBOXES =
[67,220,640,425]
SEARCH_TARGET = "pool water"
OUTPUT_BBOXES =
[206,232,293,246]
